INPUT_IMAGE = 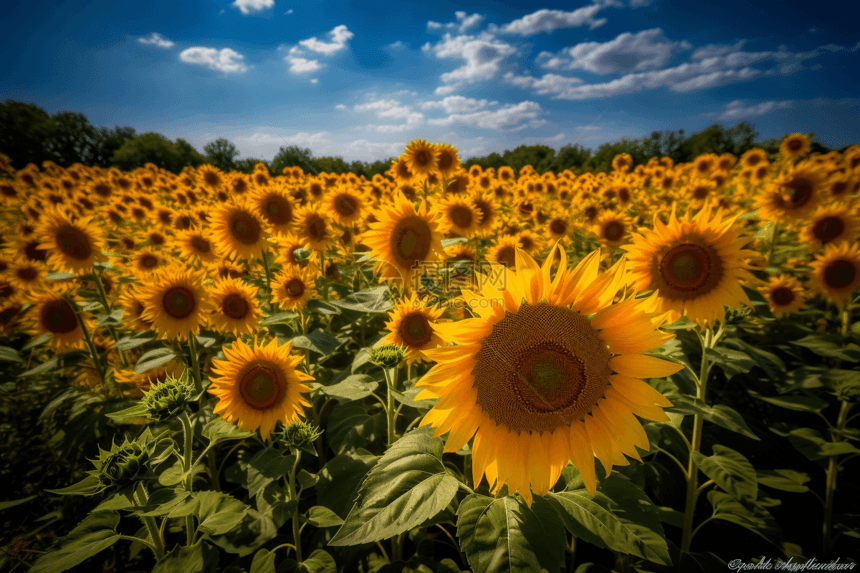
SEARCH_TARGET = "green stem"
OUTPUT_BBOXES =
[261,248,273,307]
[188,335,203,394]
[71,296,109,389]
[841,305,851,339]
[766,223,780,266]
[288,451,303,562]
[823,400,852,556]
[179,411,196,546]
[320,250,328,301]
[134,485,165,560]
[93,271,127,367]
[384,366,399,446]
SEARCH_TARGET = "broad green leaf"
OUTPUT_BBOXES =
[707,490,783,548]
[225,448,296,497]
[691,446,757,506]
[19,356,59,377]
[306,299,340,316]
[297,470,319,490]
[46,272,76,280]
[441,237,468,248]
[134,347,178,374]
[755,469,810,493]
[205,509,277,557]
[326,401,383,455]
[152,539,220,573]
[329,286,393,313]
[457,493,566,573]
[202,417,256,444]
[250,548,277,573]
[255,482,297,528]
[0,345,22,363]
[106,403,150,422]
[747,389,829,412]
[137,489,193,517]
[45,474,103,496]
[292,330,340,355]
[316,451,378,518]
[29,511,120,573]
[701,404,759,441]
[300,506,344,528]
[260,311,298,326]
[742,285,775,319]
[329,427,460,545]
[319,374,379,403]
[195,491,251,536]
[278,549,337,573]
[116,331,157,351]
[23,333,51,350]
[704,347,754,379]
[723,337,785,379]
[785,427,860,460]
[791,334,860,362]
[95,489,135,511]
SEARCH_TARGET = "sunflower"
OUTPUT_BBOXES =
[593,212,631,248]
[388,156,415,185]
[208,277,261,336]
[761,275,806,318]
[8,259,45,294]
[740,148,767,170]
[401,140,439,178]
[623,205,760,326]
[271,233,311,269]
[755,163,826,224]
[30,290,89,351]
[271,265,318,311]
[140,267,211,340]
[515,230,542,255]
[438,196,482,238]
[810,241,860,309]
[380,292,446,364]
[781,133,811,159]
[471,191,497,236]
[251,185,295,235]
[294,206,332,252]
[364,194,447,291]
[177,230,218,264]
[435,143,461,178]
[326,187,366,227]
[208,338,313,441]
[212,200,270,260]
[486,235,521,269]
[799,206,860,252]
[120,285,156,333]
[416,246,681,503]
[131,249,166,276]
[36,208,107,273]
[612,153,633,172]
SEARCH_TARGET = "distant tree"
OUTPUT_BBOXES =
[271,145,314,175]
[552,143,592,172]
[640,129,686,162]
[112,132,203,173]
[90,126,137,168]
[174,138,206,169]
[589,138,647,172]
[312,156,350,174]
[42,111,97,167]
[203,137,239,171]
[0,100,54,169]
[501,145,556,175]
[234,158,270,174]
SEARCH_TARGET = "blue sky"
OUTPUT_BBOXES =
[2,0,859,162]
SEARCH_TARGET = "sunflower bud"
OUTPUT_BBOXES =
[833,381,860,404]
[725,306,750,324]
[142,370,193,422]
[277,420,323,455]
[96,439,150,491]
[371,345,406,369]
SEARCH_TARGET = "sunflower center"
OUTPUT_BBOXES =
[334,195,358,218]
[659,243,722,296]
[450,205,473,229]
[823,259,857,290]
[782,177,814,209]
[307,215,327,241]
[285,278,305,298]
[264,196,293,225]
[811,216,844,244]
[495,245,516,269]
[602,221,625,242]
[471,303,611,433]
[770,286,795,306]
[204,172,221,187]
[787,139,803,152]
[693,186,710,200]
[239,366,281,409]
[391,216,432,269]
[163,287,195,319]
[41,299,78,334]
[549,219,567,236]
[415,151,430,167]
[222,293,249,319]
[17,267,38,282]
[400,313,432,348]
[56,225,93,261]
[140,254,159,269]
[230,211,263,245]
[190,236,211,254]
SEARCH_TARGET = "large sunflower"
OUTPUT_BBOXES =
[755,163,826,224]
[438,196,482,238]
[209,338,313,441]
[798,206,859,252]
[208,277,261,336]
[364,194,447,291]
[30,290,90,351]
[416,246,681,504]
[402,139,439,177]
[271,265,318,311]
[140,267,211,340]
[36,208,107,273]
[380,292,446,364]
[623,205,760,326]
[212,200,270,260]
[251,185,295,235]
[810,241,860,309]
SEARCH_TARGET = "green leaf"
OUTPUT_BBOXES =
[329,286,393,313]
[300,506,344,528]
[329,427,460,546]
[255,481,296,528]
[291,330,340,355]
[134,347,178,374]
[137,489,193,517]
[152,539,220,573]
[723,338,785,379]
[97,309,124,327]
[692,446,757,506]
[791,334,860,362]
[457,493,567,573]
[225,448,297,498]
[319,374,379,403]
[747,389,829,412]
[23,333,52,350]
[707,490,783,548]
[195,491,251,536]
[116,331,157,351]
[756,469,810,493]
[260,311,298,326]
[45,474,103,496]
[278,549,337,573]
[19,356,59,377]
[785,427,860,460]
[106,403,150,422]
[46,272,76,280]
[0,495,36,511]
[441,237,468,248]
[0,345,22,363]
[742,285,775,319]
[29,511,121,573]
[326,401,383,455]
[701,404,759,441]
[704,347,754,379]
[207,508,278,557]
[250,548,277,573]
[306,299,341,316]
[202,417,256,444]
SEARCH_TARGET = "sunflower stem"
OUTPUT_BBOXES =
[70,296,109,391]
[261,248,273,308]
[384,366,399,446]
[133,484,165,560]
[840,305,851,339]
[179,410,197,546]
[93,270,127,368]
[320,250,328,301]
[187,335,203,395]
[766,223,780,267]
[823,400,852,556]
[288,450,303,562]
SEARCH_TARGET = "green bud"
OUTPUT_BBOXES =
[143,370,193,422]
[277,420,323,455]
[833,381,860,404]
[95,438,150,491]
[371,345,406,369]
[725,306,751,324]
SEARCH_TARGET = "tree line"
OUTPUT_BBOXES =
[0,99,845,179]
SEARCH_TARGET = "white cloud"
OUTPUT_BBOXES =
[547,133,566,141]
[286,8,293,14]
[427,11,486,34]
[389,41,405,49]
[233,131,331,148]
[138,32,174,49]
[179,47,248,73]
[427,101,543,131]
[691,40,746,60]
[335,104,347,110]
[576,125,601,131]
[344,139,404,159]
[285,47,321,73]
[539,28,691,74]
[233,0,274,15]
[498,7,606,36]
[299,25,354,55]
[434,85,457,96]
[420,96,492,113]
[423,32,518,91]
[370,113,424,133]
[717,99,793,120]
[355,99,424,132]
[310,78,318,84]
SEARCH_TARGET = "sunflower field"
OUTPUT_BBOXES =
[1,135,859,573]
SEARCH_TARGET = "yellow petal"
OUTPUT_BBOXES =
[609,354,684,378]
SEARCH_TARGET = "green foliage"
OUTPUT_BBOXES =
[204,137,240,171]
[112,132,206,173]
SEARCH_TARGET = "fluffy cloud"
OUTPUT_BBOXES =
[427,101,543,131]
[718,99,793,120]
[497,7,606,36]
[179,47,248,73]
[138,32,174,49]
[299,25,354,55]
[354,99,424,133]
[335,104,347,110]
[427,12,486,34]
[423,32,518,91]
[285,47,320,73]
[420,96,494,113]
[538,28,691,74]
[233,0,274,15]
[691,40,747,60]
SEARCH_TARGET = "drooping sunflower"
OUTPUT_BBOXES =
[140,267,211,340]
[416,246,681,503]
[212,200,270,260]
[380,292,446,364]
[271,265,318,311]
[177,230,218,264]
[208,277,261,336]
[438,196,482,238]
[780,133,811,159]
[364,194,447,291]
[761,275,806,318]
[623,205,760,326]
[30,290,90,351]
[36,208,107,273]
[809,241,860,309]
[798,206,859,252]
[208,338,313,441]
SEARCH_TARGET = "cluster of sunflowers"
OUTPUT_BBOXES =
[0,132,858,507]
